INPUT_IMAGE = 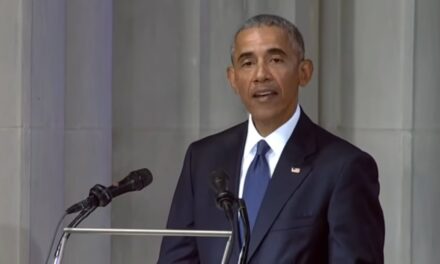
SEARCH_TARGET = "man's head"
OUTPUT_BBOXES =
[227,14,313,136]
[230,14,305,63]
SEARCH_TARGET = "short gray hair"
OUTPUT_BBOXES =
[230,14,305,63]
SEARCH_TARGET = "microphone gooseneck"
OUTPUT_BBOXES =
[237,198,250,264]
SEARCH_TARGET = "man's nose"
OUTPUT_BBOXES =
[254,62,270,82]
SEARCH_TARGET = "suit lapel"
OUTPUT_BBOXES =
[222,122,247,202]
[247,112,318,260]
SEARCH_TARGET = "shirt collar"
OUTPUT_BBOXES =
[244,104,301,156]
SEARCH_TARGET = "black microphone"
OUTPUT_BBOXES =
[66,168,153,214]
[210,170,235,212]
[210,170,237,264]
[211,170,251,264]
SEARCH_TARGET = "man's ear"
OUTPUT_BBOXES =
[227,66,238,94]
[298,59,313,86]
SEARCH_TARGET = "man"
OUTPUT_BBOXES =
[158,14,385,263]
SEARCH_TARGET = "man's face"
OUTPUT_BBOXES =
[227,26,312,134]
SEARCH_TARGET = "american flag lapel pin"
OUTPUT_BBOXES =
[291,167,301,174]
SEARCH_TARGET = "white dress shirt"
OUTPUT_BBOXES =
[238,104,301,198]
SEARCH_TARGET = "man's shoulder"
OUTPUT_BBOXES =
[190,121,248,150]
[184,121,247,154]
[311,122,375,163]
[294,112,374,162]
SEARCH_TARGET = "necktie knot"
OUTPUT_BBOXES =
[256,140,270,156]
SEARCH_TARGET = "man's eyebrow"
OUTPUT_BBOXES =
[235,48,288,63]
[267,48,288,56]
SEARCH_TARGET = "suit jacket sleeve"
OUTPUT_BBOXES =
[328,152,385,264]
[158,144,200,264]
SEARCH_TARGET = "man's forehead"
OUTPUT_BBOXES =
[235,25,287,42]
[233,26,291,54]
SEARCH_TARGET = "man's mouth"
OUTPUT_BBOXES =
[253,90,278,98]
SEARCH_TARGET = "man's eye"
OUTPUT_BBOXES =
[241,61,253,67]
[271,57,283,63]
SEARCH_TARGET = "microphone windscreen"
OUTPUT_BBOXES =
[110,168,153,197]
[126,168,153,189]
[210,170,229,194]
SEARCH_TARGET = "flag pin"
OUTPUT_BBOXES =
[291,167,301,174]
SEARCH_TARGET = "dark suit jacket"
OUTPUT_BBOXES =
[158,111,385,263]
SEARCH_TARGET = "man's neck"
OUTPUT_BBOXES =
[252,110,297,137]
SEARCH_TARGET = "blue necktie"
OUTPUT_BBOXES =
[243,140,271,231]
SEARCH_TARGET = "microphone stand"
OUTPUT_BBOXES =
[237,199,250,264]
[219,195,236,264]
[53,206,97,264]
[53,183,111,263]
[218,197,250,264]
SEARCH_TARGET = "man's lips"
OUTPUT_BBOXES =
[252,89,278,98]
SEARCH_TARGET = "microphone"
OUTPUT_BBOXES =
[66,168,153,214]
[210,170,237,264]
[211,170,235,212]
[211,170,250,264]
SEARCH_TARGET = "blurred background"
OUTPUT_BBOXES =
[1,0,439,263]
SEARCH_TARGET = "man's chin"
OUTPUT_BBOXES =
[250,112,283,126]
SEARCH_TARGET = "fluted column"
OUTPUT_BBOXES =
[63,0,113,263]
[0,0,33,263]
[28,0,67,263]
[320,0,417,263]
[411,0,440,262]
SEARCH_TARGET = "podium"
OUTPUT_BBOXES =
[53,227,232,264]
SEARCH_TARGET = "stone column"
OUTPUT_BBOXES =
[320,0,418,263]
[28,0,67,263]
[0,0,32,262]
[411,0,440,262]
[63,0,113,263]
[0,0,113,263]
